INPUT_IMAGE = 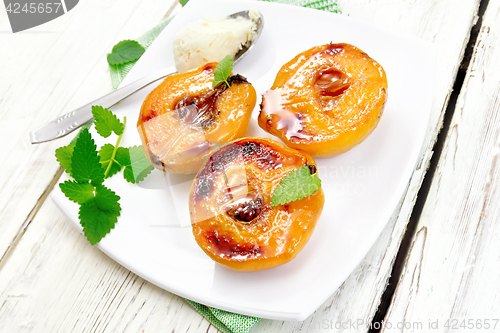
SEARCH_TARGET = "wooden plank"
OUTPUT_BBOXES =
[379,227,427,332]
[249,0,481,331]
[382,1,500,331]
[0,200,218,333]
[0,0,178,261]
[0,0,480,332]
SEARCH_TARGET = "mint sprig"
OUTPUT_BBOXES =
[213,55,234,88]
[271,166,322,207]
[107,40,145,66]
[56,106,153,245]
[70,128,105,185]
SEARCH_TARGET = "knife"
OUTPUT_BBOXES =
[30,67,176,144]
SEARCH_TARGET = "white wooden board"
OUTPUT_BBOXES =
[0,0,178,264]
[383,1,500,331]
[0,0,482,331]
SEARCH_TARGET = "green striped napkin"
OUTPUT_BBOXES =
[108,1,340,332]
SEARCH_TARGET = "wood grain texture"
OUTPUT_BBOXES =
[0,200,219,333]
[0,0,482,332]
[250,0,480,331]
[380,227,427,332]
[382,1,500,331]
[0,0,177,261]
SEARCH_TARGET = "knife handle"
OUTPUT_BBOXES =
[30,67,176,144]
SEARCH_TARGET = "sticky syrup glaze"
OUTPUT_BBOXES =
[189,137,324,271]
[258,43,388,157]
[137,63,256,174]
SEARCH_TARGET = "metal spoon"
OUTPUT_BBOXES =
[30,9,264,144]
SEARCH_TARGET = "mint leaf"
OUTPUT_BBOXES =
[179,0,189,6]
[117,146,154,184]
[213,55,233,88]
[79,200,120,245]
[107,40,145,66]
[99,144,126,179]
[92,105,124,138]
[71,128,105,185]
[54,106,147,247]
[271,166,322,207]
[94,184,121,211]
[79,185,120,245]
[55,143,75,174]
[60,180,95,204]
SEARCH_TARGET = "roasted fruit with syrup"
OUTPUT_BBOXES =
[189,137,324,271]
[137,62,257,174]
[259,43,388,157]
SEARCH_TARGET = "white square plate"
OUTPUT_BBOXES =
[52,0,435,321]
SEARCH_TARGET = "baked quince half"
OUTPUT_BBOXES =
[258,43,388,157]
[189,137,324,271]
[137,62,257,174]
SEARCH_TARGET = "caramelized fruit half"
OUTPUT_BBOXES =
[189,137,324,271]
[137,63,257,174]
[259,43,388,157]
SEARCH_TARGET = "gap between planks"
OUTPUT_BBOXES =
[368,0,491,330]
[1,1,481,331]
[0,167,63,271]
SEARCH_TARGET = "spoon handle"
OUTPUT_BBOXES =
[30,67,176,144]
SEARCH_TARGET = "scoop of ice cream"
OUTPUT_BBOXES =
[173,9,260,73]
